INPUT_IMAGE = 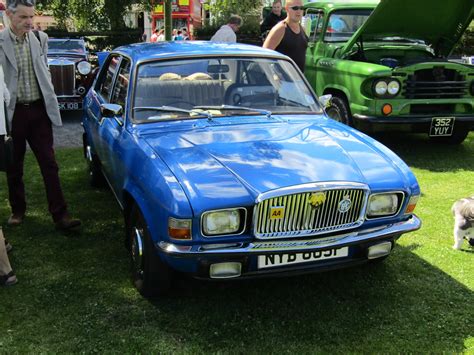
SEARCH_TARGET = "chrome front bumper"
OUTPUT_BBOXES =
[158,215,421,256]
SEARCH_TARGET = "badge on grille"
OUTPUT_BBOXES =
[269,206,285,220]
[338,196,352,213]
[309,192,326,208]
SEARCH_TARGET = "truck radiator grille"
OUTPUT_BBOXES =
[49,63,75,96]
[254,188,367,239]
[403,67,467,99]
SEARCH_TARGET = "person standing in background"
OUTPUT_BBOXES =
[260,0,286,38]
[210,15,242,43]
[263,0,308,72]
[0,0,81,230]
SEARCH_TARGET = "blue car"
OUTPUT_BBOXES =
[82,41,421,297]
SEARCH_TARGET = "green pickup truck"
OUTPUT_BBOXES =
[303,0,474,144]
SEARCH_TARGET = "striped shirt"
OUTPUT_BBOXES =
[9,28,42,103]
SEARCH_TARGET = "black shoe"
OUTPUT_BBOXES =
[55,216,81,231]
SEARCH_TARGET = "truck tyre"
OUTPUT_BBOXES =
[429,127,469,145]
[325,96,352,126]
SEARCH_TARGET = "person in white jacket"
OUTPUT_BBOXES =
[0,64,17,287]
[210,15,242,43]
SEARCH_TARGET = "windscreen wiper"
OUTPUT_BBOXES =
[194,105,272,118]
[133,106,212,120]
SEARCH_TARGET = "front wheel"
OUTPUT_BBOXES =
[127,205,171,297]
[83,133,105,187]
[325,96,352,126]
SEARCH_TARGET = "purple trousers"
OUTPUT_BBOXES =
[6,101,68,223]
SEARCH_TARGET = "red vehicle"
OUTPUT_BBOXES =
[151,0,202,39]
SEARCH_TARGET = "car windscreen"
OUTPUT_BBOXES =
[324,9,373,42]
[48,39,86,54]
[133,56,322,122]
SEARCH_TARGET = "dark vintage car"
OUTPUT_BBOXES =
[82,41,421,297]
[47,38,96,110]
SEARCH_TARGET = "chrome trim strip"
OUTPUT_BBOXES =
[255,182,369,202]
[158,215,421,256]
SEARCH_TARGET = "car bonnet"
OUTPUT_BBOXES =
[340,0,474,57]
[142,118,410,214]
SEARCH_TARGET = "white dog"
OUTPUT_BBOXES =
[452,195,474,250]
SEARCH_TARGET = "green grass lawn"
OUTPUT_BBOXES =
[0,134,473,353]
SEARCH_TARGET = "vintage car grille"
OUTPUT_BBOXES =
[49,61,75,96]
[403,67,467,99]
[254,188,367,239]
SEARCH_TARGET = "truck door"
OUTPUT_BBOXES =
[304,9,325,89]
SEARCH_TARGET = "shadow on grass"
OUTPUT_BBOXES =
[0,149,472,353]
[372,132,474,172]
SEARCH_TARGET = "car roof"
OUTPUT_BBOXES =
[112,41,288,63]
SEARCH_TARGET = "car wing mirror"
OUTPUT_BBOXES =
[100,103,123,117]
[319,94,332,108]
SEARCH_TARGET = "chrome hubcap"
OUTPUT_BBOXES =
[132,227,144,276]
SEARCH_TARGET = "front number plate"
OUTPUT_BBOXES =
[257,247,349,269]
[59,102,82,110]
[429,117,455,137]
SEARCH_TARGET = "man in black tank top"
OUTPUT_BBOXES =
[263,0,308,72]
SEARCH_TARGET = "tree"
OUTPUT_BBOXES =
[207,0,263,25]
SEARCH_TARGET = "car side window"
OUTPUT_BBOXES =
[97,56,120,102]
[110,58,131,108]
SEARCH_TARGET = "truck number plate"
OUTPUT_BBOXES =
[430,117,455,137]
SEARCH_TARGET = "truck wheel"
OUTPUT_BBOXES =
[325,96,352,126]
[128,205,171,297]
[429,127,469,145]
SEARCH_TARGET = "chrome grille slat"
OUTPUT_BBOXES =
[254,188,367,239]
[50,63,75,96]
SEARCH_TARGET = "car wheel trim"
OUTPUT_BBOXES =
[132,227,145,278]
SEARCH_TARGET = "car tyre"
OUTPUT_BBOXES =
[429,127,469,145]
[128,205,172,297]
[325,96,352,126]
[83,133,106,187]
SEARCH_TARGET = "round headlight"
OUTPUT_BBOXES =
[77,61,92,75]
[374,80,388,96]
[387,80,400,95]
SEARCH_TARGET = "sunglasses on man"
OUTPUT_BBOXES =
[290,6,305,11]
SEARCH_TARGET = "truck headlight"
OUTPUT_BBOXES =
[77,61,92,75]
[374,79,400,97]
[202,208,246,236]
[387,80,400,95]
[374,80,388,96]
[367,193,402,218]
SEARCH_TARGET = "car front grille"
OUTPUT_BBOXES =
[254,188,367,239]
[403,67,467,99]
[49,61,75,96]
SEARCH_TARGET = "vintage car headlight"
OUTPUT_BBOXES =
[77,61,92,75]
[367,193,402,218]
[387,80,400,95]
[202,208,246,236]
[374,80,388,96]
